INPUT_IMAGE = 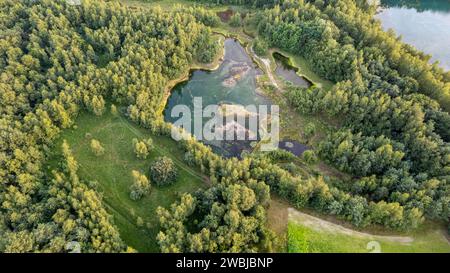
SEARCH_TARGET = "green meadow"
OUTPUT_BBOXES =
[288,221,450,253]
[47,109,207,252]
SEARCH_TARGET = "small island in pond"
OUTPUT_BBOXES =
[222,61,251,87]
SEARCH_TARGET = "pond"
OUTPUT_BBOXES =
[164,38,310,158]
[273,52,312,88]
[278,140,310,157]
[164,38,268,157]
[376,0,450,70]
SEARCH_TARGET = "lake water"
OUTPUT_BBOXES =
[273,52,312,88]
[164,38,310,158]
[376,0,450,70]
[164,38,269,157]
[278,140,309,157]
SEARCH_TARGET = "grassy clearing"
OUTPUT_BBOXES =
[47,109,207,252]
[267,196,450,253]
[288,220,450,253]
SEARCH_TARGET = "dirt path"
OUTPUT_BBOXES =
[249,47,280,90]
[249,39,414,246]
[118,115,210,185]
[288,208,414,244]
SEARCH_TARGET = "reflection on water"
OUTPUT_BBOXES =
[164,39,310,158]
[273,52,312,88]
[376,0,450,70]
[380,0,450,13]
[164,38,270,158]
[278,140,309,157]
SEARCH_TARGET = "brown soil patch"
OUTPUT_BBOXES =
[217,9,234,22]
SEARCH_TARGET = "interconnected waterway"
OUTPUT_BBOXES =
[164,38,309,157]
[273,52,312,88]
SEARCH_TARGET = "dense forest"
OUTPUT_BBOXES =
[258,0,449,227]
[0,0,218,252]
[0,0,448,253]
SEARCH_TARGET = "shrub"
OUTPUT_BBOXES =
[132,138,153,159]
[229,12,242,27]
[90,139,105,156]
[111,104,118,116]
[253,38,268,56]
[303,123,316,140]
[136,217,144,227]
[303,150,318,164]
[183,151,195,166]
[130,170,151,200]
[150,156,178,186]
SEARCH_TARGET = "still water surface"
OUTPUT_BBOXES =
[376,0,450,70]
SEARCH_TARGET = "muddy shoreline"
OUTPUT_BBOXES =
[159,33,272,117]
[157,35,226,116]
